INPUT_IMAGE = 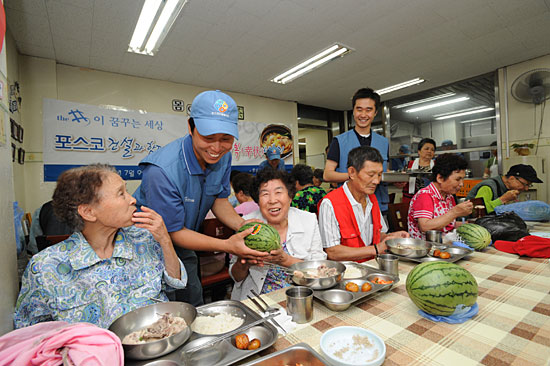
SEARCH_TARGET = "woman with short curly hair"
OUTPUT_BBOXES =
[408,154,474,240]
[229,167,326,300]
[15,164,187,329]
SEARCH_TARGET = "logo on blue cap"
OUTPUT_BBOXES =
[214,99,228,113]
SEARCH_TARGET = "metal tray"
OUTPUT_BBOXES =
[127,300,278,366]
[240,342,332,366]
[313,265,399,311]
[393,245,473,263]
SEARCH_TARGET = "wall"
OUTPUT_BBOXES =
[0,31,20,335]
[298,126,328,169]
[17,58,298,213]
[498,53,550,202]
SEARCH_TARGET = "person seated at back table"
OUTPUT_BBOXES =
[229,168,326,300]
[14,164,187,329]
[402,138,436,205]
[232,172,260,216]
[290,164,326,214]
[390,144,410,172]
[408,154,474,240]
[258,146,286,171]
[318,146,409,263]
[465,164,542,214]
[313,168,324,187]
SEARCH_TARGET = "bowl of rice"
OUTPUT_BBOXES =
[109,301,197,360]
[191,312,245,335]
[320,326,385,366]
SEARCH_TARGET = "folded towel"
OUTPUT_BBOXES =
[0,321,123,366]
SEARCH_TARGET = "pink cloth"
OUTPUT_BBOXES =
[0,321,123,366]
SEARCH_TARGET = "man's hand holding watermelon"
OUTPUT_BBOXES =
[225,221,271,262]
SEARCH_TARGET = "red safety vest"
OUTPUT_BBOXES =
[321,187,382,263]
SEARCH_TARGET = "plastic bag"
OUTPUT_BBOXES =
[13,201,25,255]
[475,212,529,242]
[494,200,550,222]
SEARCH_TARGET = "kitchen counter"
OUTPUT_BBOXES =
[242,248,550,365]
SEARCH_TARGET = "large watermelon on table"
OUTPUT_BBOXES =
[238,222,281,252]
[406,261,478,316]
[457,223,491,250]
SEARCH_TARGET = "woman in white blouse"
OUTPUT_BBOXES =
[230,167,326,300]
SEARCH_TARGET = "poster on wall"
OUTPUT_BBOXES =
[43,98,293,181]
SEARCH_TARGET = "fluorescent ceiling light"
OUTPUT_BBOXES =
[394,93,456,109]
[128,0,188,56]
[459,116,496,124]
[435,107,494,120]
[434,106,489,118]
[375,78,425,95]
[271,44,352,84]
[405,96,469,113]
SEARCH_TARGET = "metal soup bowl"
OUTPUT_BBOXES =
[289,260,346,290]
[386,238,432,258]
[108,301,197,360]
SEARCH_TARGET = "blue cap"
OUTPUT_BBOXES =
[400,144,410,154]
[265,146,281,160]
[442,139,453,146]
[190,90,239,139]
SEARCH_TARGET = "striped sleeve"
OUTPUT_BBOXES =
[412,193,435,219]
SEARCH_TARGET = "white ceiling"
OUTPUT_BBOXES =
[6,0,550,110]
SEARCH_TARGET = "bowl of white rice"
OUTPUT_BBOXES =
[320,326,385,366]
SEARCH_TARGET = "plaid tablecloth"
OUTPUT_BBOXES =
[243,247,550,366]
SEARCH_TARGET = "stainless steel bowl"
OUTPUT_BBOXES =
[386,238,432,258]
[108,301,197,360]
[320,289,354,311]
[289,259,345,290]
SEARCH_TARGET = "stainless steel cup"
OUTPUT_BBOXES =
[285,286,313,324]
[377,254,399,276]
[426,230,442,243]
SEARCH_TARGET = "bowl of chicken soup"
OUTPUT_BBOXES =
[289,260,346,290]
[109,301,197,360]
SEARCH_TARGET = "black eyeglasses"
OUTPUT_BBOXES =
[515,176,532,188]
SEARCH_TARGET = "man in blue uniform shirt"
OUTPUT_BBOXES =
[134,90,266,306]
[323,88,390,215]
[258,146,285,171]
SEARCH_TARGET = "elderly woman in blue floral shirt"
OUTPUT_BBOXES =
[14,164,187,329]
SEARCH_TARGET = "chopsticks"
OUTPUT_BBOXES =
[246,295,286,334]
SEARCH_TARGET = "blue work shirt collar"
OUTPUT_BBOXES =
[182,134,220,176]
[68,229,134,270]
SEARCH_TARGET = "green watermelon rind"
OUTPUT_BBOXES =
[456,223,491,251]
[238,222,281,252]
[406,261,478,316]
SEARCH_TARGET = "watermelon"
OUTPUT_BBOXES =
[456,223,491,250]
[406,261,478,316]
[238,222,281,252]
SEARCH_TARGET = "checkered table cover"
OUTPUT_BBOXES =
[243,247,550,366]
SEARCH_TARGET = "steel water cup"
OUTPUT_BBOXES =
[285,286,313,324]
[377,254,399,276]
[426,230,442,243]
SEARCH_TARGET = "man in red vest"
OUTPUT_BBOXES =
[318,146,409,262]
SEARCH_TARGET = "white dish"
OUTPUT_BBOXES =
[320,326,385,366]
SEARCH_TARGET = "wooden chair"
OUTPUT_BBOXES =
[470,197,487,218]
[387,202,409,232]
[198,218,235,302]
[36,234,70,252]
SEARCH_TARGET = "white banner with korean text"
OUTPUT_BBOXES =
[43,99,293,181]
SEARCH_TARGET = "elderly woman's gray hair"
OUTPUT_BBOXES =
[52,164,116,231]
